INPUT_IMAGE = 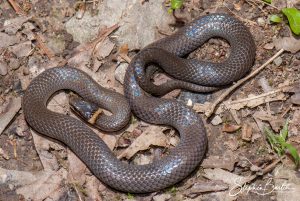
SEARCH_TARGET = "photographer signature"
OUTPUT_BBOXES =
[229,177,294,196]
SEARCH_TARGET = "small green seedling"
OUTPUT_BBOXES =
[269,14,282,23]
[168,0,184,13]
[264,120,299,168]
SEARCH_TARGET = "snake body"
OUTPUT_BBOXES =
[22,13,255,193]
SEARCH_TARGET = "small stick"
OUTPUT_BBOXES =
[7,0,27,15]
[205,48,285,117]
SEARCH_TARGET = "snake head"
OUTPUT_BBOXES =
[69,94,102,125]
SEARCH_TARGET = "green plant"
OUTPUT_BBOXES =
[269,14,282,23]
[282,8,300,35]
[168,0,184,13]
[263,0,272,3]
[264,120,299,168]
[127,193,134,199]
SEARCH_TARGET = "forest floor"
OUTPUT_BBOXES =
[0,0,300,201]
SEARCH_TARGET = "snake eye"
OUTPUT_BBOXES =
[69,95,102,124]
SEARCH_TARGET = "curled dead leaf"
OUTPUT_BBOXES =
[222,124,241,133]
[118,126,168,160]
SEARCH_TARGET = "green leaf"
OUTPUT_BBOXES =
[282,7,300,35]
[284,143,300,168]
[170,0,184,10]
[280,120,289,141]
[270,15,282,23]
[263,0,272,3]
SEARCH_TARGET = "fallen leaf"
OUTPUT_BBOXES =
[0,32,20,48]
[253,111,285,132]
[3,16,33,34]
[224,137,239,151]
[118,125,168,159]
[184,180,228,196]
[274,36,300,53]
[9,41,32,58]
[242,124,252,142]
[203,168,248,187]
[201,154,237,171]
[222,124,241,133]
[67,150,87,186]
[0,97,22,135]
[290,109,300,136]
[0,167,67,200]
[95,38,115,60]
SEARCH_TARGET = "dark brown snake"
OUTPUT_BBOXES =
[22,13,255,193]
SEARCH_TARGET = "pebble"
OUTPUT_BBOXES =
[257,17,266,26]
[0,61,8,76]
[9,58,20,70]
[273,56,283,66]
[263,42,274,50]
[211,115,223,125]
[115,63,128,84]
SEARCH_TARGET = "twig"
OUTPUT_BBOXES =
[7,0,27,15]
[205,48,285,117]
[256,0,280,11]
[34,33,55,58]
[91,24,119,58]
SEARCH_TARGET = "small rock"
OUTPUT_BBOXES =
[23,68,30,75]
[263,42,274,50]
[257,17,266,26]
[115,63,128,84]
[291,93,300,105]
[211,115,223,125]
[9,58,20,70]
[152,194,171,201]
[0,61,8,76]
[273,56,283,66]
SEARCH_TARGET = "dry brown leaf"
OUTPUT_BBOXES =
[274,36,300,53]
[9,41,32,58]
[224,137,239,151]
[201,154,237,171]
[0,167,67,200]
[222,123,241,133]
[85,176,103,201]
[290,109,300,136]
[241,124,252,142]
[95,38,115,60]
[67,150,87,186]
[3,16,33,34]
[118,125,168,159]
[16,168,67,200]
[184,180,228,196]
[0,32,20,48]
[0,96,22,135]
[253,111,285,132]
[203,168,248,187]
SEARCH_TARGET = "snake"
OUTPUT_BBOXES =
[22,13,256,193]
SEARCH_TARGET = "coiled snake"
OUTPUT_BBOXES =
[22,13,255,193]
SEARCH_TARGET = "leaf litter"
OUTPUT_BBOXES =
[1,0,300,200]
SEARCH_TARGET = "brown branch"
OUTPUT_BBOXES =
[7,0,27,15]
[205,48,285,117]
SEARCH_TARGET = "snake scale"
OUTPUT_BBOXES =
[22,13,256,193]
